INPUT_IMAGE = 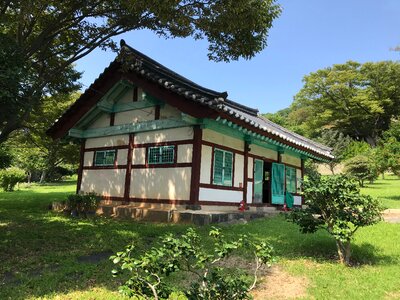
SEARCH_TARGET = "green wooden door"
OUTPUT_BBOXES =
[271,163,285,204]
[254,159,264,203]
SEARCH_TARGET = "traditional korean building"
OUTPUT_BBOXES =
[48,40,333,212]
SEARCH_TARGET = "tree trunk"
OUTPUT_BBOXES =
[39,170,47,183]
[329,163,335,175]
[382,172,385,180]
[27,172,32,184]
[336,239,351,265]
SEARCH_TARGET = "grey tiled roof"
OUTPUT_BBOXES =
[121,41,333,159]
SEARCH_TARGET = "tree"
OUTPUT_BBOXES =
[7,93,80,182]
[293,61,400,146]
[287,175,383,265]
[0,0,282,143]
[344,155,378,187]
[318,130,352,174]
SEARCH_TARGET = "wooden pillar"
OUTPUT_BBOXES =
[189,125,202,210]
[154,105,160,120]
[124,133,134,202]
[110,112,115,126]
[243,141,250,204]
[76,139,86,194]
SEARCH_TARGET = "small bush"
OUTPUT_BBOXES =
[111,227,274,299]
[0,167,26,191]
[66,192,101,217]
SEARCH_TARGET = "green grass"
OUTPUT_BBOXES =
[361,174,400,209]
[1,179,400,299]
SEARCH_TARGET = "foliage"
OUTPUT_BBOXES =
[0,144,12,169]
[304,159,320,180]
[0,0,281,143]
[341,140,371,161]
[318,130,353,174]
[287,175,384,265]
[344,155,378,187]
[6,93,80,182]
[0,167,26,191]
[0,180,400,299]
[111,227,274,299]
[66,192,101,217]
[293,61,400,146]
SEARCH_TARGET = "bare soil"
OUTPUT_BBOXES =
[252,266,309,300]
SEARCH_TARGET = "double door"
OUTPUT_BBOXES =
[254,160,285,204]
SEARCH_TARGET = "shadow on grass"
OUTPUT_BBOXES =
[0,189,189,299]
[0,188,398,299]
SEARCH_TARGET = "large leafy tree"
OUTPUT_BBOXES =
[293,61,400,146]
[0,0,281,143]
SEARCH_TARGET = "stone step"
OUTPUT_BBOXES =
[97,204,280,225]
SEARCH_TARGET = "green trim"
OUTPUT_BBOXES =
[69,118,196,139]
[213,117,331,163]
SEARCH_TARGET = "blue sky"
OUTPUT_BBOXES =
[76,0,400,113]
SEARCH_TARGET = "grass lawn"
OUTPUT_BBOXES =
[1,179,400,299]
[361,174,400,209]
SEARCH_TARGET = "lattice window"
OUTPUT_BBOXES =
[213,149,233,186]
[94,150,116,166]
[148,146,175,164]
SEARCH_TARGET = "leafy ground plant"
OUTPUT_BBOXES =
[111,227,274,299]
[287,175,384,265]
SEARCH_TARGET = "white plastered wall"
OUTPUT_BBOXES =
[83,151,94,167]
[177,144,193,163]
[247,157,254,179]
[114,107,155,125]
[85,135,129,148]
[87,113,110,129]
[234,154,244,188]
[130,167,191,200]
[200,145,212,184]
[160,104,181,120]
[132,148,146,165]
[80,169,126,197]
[249,144,277,161]
[246,182,253,204]
[134,127,193,144]
[203,129,244,151]
[117,149,128,165]
[199,188,243,203]
[116,88,133,104]
[281,153,301,167]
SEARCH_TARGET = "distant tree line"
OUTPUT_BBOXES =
[264,60,400,184]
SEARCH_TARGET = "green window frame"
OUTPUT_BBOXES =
[148,146,175,164]
[213,149,233,186]
[94,150,116,166]
[285,166,297,194]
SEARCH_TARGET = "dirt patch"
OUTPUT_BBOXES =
[383,209,400,223]
[385,291,400,299]
[252,266,309,300]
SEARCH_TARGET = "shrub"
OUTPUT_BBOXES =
[0,167,26,191]
[344,155,378,186]
[66,192,101,217]
[111,227,274,299]
[287,175,383,265]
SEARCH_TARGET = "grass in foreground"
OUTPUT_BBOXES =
[361,174,400,209]
[0,180,399,299]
